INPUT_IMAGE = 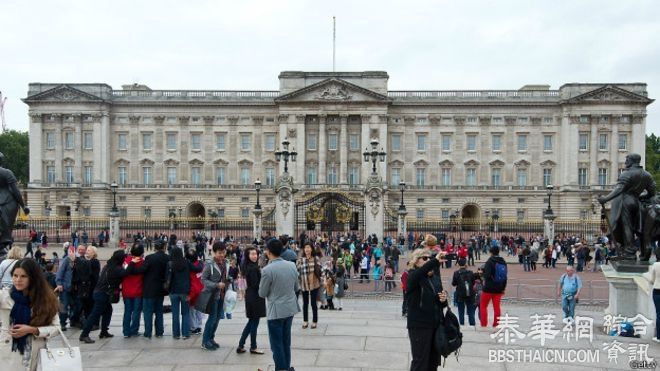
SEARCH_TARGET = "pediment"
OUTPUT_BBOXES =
[140,158,155,166]
[114,158,130,165]
[23,85,105,103]
[275,78,390,103]
[389,160,404,167]
[189,158,204,165]
[489,160,505,167]
[213,158,229,166]
[464,159,480,167]
[564,85,653,105]
[413,159,429,167]
[540,160,557,167]
[439,160,454,167]
[514,159,531,167]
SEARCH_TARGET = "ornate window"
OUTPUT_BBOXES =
[491,134,501,152]
[142,133,152,150]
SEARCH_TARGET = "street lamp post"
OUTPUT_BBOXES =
[544,184,556,241]
[363,139,386,174]
[545,184,554,216]
[397,181,407,238]
[255,179,262,210]
[399,181,406,212]
[110,182,118,213]
[275,139,297,173]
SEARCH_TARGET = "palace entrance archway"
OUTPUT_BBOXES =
[295,192,365,239]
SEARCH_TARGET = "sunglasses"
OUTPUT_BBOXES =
[419,256,431,261]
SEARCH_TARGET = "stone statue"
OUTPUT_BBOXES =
[641,196,660,261]
[0,152,29,254]
[598,153,656,261]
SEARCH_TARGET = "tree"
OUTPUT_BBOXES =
[0,130,29,185]
[646,133,660,185]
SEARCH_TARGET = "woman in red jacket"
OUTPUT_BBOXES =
[122,244,144,338]
[187,248,204,335]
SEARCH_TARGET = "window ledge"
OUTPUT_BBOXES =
[143,149,152,152]
[618,149,628,152]
[167,149,177,152]
[216,149,225,152]
[492,150,501,153]
[191,149,201,152]
[518,150,528,153]
[467,150,477,153]
[543,150,553,153]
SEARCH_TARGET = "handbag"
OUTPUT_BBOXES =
[39,327,83,371]
[194,288,217,314]
[223,288,237,314]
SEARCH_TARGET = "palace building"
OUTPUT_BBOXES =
[22,71,652,236]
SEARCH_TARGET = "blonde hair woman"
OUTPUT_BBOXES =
[0,246,24,286]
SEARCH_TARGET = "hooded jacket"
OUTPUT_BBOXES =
[483,255,507,294]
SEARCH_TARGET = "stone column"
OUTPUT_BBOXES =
[543,213,556,241]
[275,174,295,237]
[253,208,263,240]
[365,173,384,239]
[318,114,327,184]
[360,115,372,183]
[109,210,120,249]
[73,114,83,182]
[590,118,598,187]
[339,115,348,184]
[397,208,408,239]
[28,113,43,183]
[632,114,646,164]
[100,113,111,184]
[54,114,63,182]
[92,114,103,183]
[295,115,306,184]
[611,121,619,182]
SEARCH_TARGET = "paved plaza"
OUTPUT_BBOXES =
[45,295,659,371]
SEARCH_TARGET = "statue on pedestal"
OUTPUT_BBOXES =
[598,153,656,263]
[0,152,29,256]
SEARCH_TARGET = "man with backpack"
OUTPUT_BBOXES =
[452,259,477,328]
[557,266,582,323]
[480,246,507,328]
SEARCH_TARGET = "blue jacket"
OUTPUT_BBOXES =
[56,257,74,291]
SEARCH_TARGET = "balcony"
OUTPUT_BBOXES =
[388,90,560,103]
[111,90,280,102]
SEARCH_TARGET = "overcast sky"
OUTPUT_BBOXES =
[1,0,658,135]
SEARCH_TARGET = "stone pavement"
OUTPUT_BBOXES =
[46,297,659,371]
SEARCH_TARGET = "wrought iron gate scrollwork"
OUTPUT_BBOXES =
[295,192,365,238]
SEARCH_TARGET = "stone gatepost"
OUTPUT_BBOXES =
[275,173,295,237]
[109,210,120,248]
[543,213,556,241]
[397,208,408,238]
[253,208,263,240]
[365,173,384,239]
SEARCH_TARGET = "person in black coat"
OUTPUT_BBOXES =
[127,240,170,338]
[406,249,448,371]
[168,248,203,339]
[236,246,267,354]
[79,250,128,343]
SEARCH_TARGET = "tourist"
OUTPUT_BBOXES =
[259,238,300,371]
[185,247,204,335]
[325,271,336,310]
[0,259,60,371]
[81,245,100,326]
[384,261,395,292]
[122,244,144,338]
[557,266,582,323]
[297,243,321,329]
[0,246,23,286]
[480,246,507,327]
[126,240,170,339]
[55,245,82,331]
[237,246,267,355]
[335,258,346,310]
[373,262,382,292]
[452,258,477,327]
[200,241,230,351]
[79,250,128,343]
[643,249,660,343]
[168,247,203,339]
[406,248,448,371]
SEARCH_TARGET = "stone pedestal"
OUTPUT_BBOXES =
[109,211,120,249]
[365,173,384,239]
[543,213,556,240]
[253,208,263,240]
[397,209,407,238]
[601,264,655,340]
[275,173,295,237]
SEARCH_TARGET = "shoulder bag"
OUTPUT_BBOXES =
[39,327,83,371]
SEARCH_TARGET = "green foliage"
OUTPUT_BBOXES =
[0,130,29,184]
[647,133,660,185]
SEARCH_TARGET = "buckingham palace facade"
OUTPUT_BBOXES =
[23,71,652,225]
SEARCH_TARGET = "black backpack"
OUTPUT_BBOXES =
[434,306,463,366]
[455,270,475,300]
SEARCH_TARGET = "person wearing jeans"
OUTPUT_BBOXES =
[200,241,230,350]
[122,244,144,338]
[237,247,266,354]
[480,246,507,328]
[557,266,582,322]
[643,252,660,343]
[452,259,477,327]
[126,240,170,339]
[168,248,203,339]
[297,243,321,329]
[259,239,300,371]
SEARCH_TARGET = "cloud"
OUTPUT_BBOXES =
[0,0,658,136]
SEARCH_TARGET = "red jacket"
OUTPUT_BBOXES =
[122,256,144,298]
[458,246,468,259]
[400,270,409,292]
[189,260,204,305]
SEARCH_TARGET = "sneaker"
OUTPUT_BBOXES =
[652,337,660,343]
[173,336,180,340]
[181,336,190,340]
[210,340,220,349]
[201,343,217,351]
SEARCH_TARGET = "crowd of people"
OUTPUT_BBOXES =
[0,225,645,371]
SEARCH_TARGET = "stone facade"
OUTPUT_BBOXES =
[22,71,653,225]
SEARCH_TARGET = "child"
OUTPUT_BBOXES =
[236,273,247,300]
[44,262,57,289]
[373,263,382,292]
[384,262,394,292]
[325,273,336,310]
[401,269,409,317]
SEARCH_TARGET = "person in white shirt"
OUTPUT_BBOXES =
[643,248,660,343]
